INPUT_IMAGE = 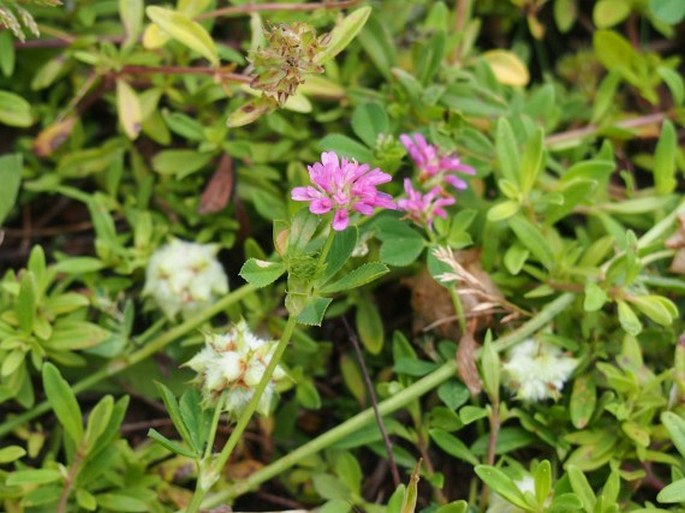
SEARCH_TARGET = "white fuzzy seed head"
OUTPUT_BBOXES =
[502,339,577,402]
[185,321,285,417]
[143,239,229,319]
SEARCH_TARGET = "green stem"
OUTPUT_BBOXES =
[184,315,299,511]
[318,228,336,271]
[199,292,575,509]
[0,283,258,439]
[215,315,297,471]
[449,287,467,334]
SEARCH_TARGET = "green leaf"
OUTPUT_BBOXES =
[6,468,63,486]
[474,466,528,509]
[401,463,421,513]
[375,218,426,266]
[320,262,389,294]
[0,31,15,77]
[335,451,363,496]
[554,0,577,32]
[340,354,366,404]
[504,244,529,275]
[179,388,210,452]
[239,258,286,287]
[480,336,500,401]
[76,489,97,511]
[357,15,397,79]
[495,118,520,183]
[593,30,634,73]
[351,102,388,147]
[84,395,114,450]
[583,282,607,312]
[321,226,358,285]
[42,362,84,444]
[570,374,596,429]
[662,412,685,458]
[549,493,584,512]
[0,90,33,127]
[315,6,371,65]
[430,429,479,465]
[629,295,677,326]
[593,0,632,28]
[320,133,374,163]
[653,120,677,194]
[296,379,322,410]
[649,0,685,24]
[146,6,219,66]
[297,297,333,326]
[534,460,552,506]
[0,153,22,225]
[96,493,149,512]
[148,428,197,458]
[437,380,470,411]
[0,445,26,463]
[16,270,36,334]
[658,67,684,105]
[657,479,685,503]
[154,382,197,454]
[313,473,351,501]
[151,149,212,178]
[567,465,596,513]
[120,0,144,49]
[355,296,384,354]
[487,200,520,222]
[508,215,555,271]
[320,499,352,513]
[520,127,544,195]
[116,79,142,140]
[617,300,642,335]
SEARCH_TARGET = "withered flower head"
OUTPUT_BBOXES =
[249,22,325,105]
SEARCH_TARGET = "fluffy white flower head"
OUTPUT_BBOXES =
[502,339,577,402]
[143,239,229,319]
[185,321,285,417]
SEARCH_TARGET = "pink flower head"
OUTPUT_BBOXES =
[400,133,475,190]
[397,179,455,230]
[291,151,396,231]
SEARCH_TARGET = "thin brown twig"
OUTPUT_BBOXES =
[119,65,253,83]
[342,315,401,488]
[196,0,361,21]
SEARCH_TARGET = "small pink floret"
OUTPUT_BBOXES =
[397,179,456,230]
[400,133,475,191]
[291,151,396,231]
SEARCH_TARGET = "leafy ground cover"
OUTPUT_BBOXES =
[1,0,685,512]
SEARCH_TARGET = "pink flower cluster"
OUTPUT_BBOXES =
[397,133,473,230]
[397,179,455,230]
[400,133,475,190]
[291,151,395,231]
[290,135,473,232]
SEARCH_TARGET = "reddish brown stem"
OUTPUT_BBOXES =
[545,112,668,147]
[196,0,361,21]
[119,65,252,83]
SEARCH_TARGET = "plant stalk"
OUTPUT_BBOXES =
[185,315,298,512]
[198,292,575,509]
